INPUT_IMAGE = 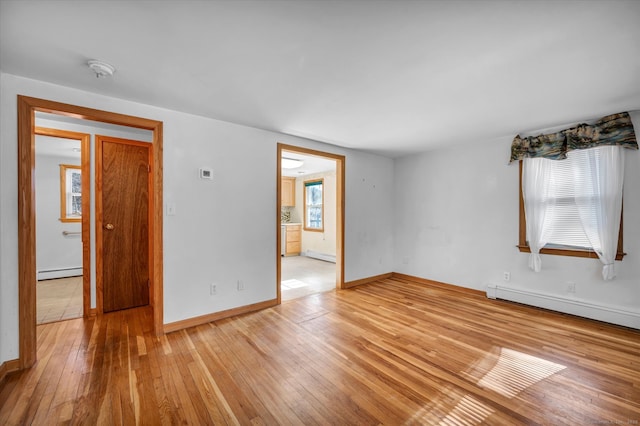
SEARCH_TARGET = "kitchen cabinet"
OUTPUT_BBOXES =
[284,224,301,256]
[281,177,296,207]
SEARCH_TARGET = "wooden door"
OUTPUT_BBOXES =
[97,136,151,313]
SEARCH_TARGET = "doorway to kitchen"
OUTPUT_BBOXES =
[277,144,345,303]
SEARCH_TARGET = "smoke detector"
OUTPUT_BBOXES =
[87,60,115,78]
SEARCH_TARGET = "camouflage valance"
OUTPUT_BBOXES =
[509,112,638,163]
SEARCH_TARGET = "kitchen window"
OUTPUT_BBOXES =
[304,179,323,232]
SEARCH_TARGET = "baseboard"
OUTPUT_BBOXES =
[487,284,640,329]
[343,272,393,289]
[391,273,485,297]
[303,250,336,263]
[163,298,279,334]
[37,267,82,280]
[0,359,20,386]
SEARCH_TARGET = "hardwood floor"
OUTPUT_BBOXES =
[1,276,639,425]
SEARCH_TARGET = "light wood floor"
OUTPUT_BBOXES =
[1,276,639,425]
[36,277,83,325]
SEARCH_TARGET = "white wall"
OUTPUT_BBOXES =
[0,72,395,364]
[393,111,640,326]
[34,151,82,276]
[346,152,395,280]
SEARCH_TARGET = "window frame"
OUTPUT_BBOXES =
[304,178,324,232]
[60,163,82,223]
[517,160,625,260]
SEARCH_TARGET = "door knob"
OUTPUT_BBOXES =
[105,223,115,230]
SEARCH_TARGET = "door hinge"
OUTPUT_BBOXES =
[147,279,150,288]
[147,164,151,173]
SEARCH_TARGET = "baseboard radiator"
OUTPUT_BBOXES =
[303,250,336,263]
[37,266,83,281]
[486,284,640,330]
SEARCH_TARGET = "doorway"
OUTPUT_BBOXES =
[34,127,90,324]
[17,96,164,370]
[277,144,345,304]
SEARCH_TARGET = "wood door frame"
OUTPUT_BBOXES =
[17,95,164,370]
[95,135,153,314]
[34,127,91,319]
[276,143,345,304]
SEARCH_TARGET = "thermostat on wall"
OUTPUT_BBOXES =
[199,168,213,180]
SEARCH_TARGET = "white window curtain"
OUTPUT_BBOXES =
[571,146,625,280]
[522,145,625,279]
[522,159,556,272]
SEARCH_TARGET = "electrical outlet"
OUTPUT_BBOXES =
[567,282,576,293]
[503,271,511,282]
[237,280,244,291]
[210,284,217,295]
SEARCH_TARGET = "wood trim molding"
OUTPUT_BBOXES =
[344,273,393,289]
[391,273,486,297]
[163,299,278,334]
[0,359,20,386]
[17,95,164,371]
[516,244,626,261]
[18,96,37,369]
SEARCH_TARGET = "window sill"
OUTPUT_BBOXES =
[517,245,626,261]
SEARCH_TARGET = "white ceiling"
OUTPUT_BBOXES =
[281,151,336,177]
[2,0,639,157]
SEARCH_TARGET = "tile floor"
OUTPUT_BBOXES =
[37,276,83,324]
[281,255,336,301]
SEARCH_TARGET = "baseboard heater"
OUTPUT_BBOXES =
[37,267,83,281]
[303,250,336,263]
[486,284,640,330]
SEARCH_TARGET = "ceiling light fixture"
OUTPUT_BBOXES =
[87,59,115,78]
[282,157,304,169]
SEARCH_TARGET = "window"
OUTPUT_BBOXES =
[304,179,323,231]
[60,164,82,222]
[518,147,624,261]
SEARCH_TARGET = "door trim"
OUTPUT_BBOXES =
[95,135,153,314]
[276,143,346,304]
[17,95,164,369]
[34,127,91,319]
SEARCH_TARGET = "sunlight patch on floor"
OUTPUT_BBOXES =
[476,347,566,398]
[408,387,495,425]
[281,279,309,289]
